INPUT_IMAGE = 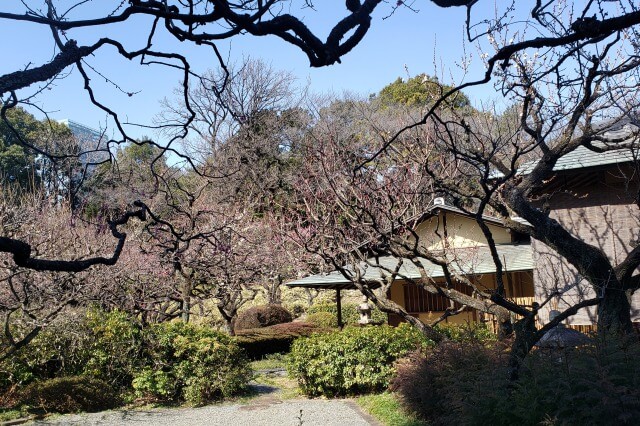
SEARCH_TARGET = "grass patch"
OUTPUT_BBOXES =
[244,354,301,401]
[251,371,301,400]
[357,392,426,426]
[249,353,287,371]
[0,407,33,423]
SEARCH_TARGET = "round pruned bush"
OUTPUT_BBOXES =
[19,376,122,414]
[133,321,252,405]
[287,324,432,397]
[235,305,293,331]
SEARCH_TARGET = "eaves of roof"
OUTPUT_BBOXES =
[493,122,639,178]
[286,243,533,289]
[519,145,638,175]
[418,204,506,227]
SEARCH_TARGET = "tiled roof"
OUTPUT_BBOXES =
[490,120,639,179]
[519,144,637,175]
[286,243,533,289]
[524,120,639,174]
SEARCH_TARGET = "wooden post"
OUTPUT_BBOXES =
[336,288,343,329]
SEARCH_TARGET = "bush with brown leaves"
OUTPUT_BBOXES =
[235,305,293,330]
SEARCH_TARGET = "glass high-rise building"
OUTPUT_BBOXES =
[57,119,110,172]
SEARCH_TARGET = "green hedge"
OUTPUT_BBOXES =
[287,324,432,397]
[133,321,252,405]
[433,322,496,344]
[0,309,140,390]
[306,302,387,327]
[306,312,337,328]
[83,309,142,387]
[2,309,254,410]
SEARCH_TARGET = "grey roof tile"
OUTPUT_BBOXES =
[287,243,533,289]
[519,145,637,174]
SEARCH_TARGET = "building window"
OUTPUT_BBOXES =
[403,281,471,313]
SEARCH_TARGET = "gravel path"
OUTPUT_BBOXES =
[28,384,379,426]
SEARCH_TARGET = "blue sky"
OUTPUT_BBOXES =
[1,1,502,143]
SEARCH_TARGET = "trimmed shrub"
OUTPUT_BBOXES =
[19,376,122,413]
[1,314,88,390]
[133,321,252,405]
[287,324,432,397]
[235,322,326,359]
[235,305,293,331]
[306,312,337,328]
[82,308,142,388]
[0,309,140,391]
[3,309,255,410]
[391,338,640,425]
[307,302,387,327]
[434,322,496,344]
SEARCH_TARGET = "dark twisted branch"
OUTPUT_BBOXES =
[0,40,101,95]
[0,1,384,68]
[0,201,146,272]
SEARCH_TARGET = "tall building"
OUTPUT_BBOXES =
[57,119,110,172]
[36,119,112,202]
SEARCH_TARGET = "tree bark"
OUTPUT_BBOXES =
[218,305,237,336]
[496,311,514,341]
[181,274,192,323]
[598,284,633,334]
[508,315,538,381]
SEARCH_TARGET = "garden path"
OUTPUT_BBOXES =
[28,382,379,426]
